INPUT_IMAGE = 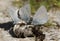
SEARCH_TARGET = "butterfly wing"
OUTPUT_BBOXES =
[19,4,31,23]
[8,6,21,24]
[32,5,48,25]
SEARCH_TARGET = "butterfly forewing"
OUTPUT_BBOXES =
[32,6,48,25]
[8,6,21,24]
[19,4,31,23]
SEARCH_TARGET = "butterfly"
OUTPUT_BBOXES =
[8,4,48,39]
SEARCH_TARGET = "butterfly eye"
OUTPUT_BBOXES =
[28,26,33,28]
[16,21,26,27]
[20,23,26,26]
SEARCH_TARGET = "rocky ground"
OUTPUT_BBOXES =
[0,28,35,41]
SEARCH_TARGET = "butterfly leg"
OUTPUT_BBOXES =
[35,36,38,41]
[39,34,45,41]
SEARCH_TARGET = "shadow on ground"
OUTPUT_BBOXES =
[0,21,17,37]
[0,21,14,30]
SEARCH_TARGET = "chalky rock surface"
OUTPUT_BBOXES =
[0,12,12,23]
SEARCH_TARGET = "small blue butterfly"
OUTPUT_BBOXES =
[8,4,48,38]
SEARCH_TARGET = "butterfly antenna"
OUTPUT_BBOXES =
[17,10,21,19]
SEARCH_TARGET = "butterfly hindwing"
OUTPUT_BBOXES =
[32,5,48,25]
